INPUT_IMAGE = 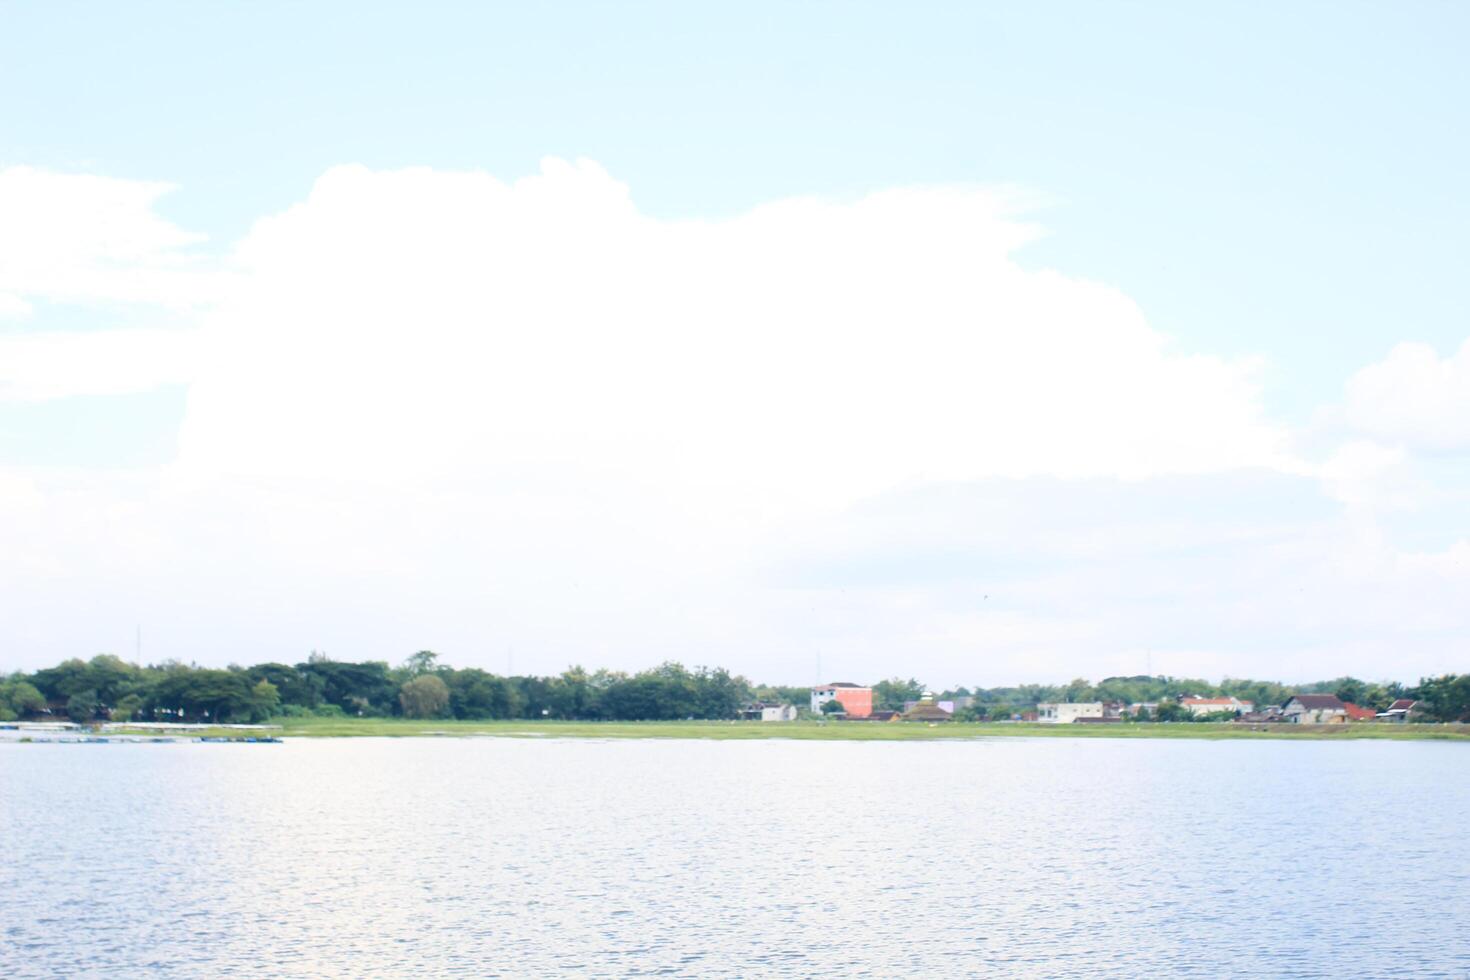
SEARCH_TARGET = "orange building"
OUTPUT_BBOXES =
[811,682,873,718]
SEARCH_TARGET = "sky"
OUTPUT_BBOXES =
[1,1,1468,686]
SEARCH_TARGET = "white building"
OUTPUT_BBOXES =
[1036,702,1104,724]
[1178,696,1254,717]
[740,702,798,722]
[809,683,873,717]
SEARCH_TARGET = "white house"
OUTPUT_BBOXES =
[1179,696,1254,717]
[740,702,798,722]
[1036,702,1104,724]
[1281,694,1348,724]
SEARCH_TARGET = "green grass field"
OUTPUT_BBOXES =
[192,716,1470,741]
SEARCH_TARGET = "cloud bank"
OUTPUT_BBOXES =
[1,161,1466,683]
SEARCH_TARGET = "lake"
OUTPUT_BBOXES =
[2,737,1467,977]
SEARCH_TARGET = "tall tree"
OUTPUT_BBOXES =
[401,650,440,678]
[872,677,925,711]
[399,675,450,719]
[248,680,281,721]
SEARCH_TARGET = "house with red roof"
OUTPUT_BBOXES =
[1343,702,1377,722]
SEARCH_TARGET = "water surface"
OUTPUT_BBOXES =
[2,737,1466,977]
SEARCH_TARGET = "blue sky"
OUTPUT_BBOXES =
[1,2,1468,682]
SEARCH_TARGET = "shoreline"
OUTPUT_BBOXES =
[92,718,1470,742]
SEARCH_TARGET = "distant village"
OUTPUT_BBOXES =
[3,654,1464,726]
[739,682,1431,726]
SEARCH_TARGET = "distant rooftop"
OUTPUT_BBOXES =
[1286,694,1346,710]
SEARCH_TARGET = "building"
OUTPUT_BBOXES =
[852,708,893,725]
[1236,706,1283,723]
[1036,702,1104,724]
[903,698,958,715]
[1377,699,1423,723]
[1281,694,1348,724]
[902,694,953,722]
[1343,702,1377,722]
[811,683,874,718]
[739,702,798,722]
[1179,696,1254,718]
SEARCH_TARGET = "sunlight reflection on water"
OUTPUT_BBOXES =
[2,737,1467,977]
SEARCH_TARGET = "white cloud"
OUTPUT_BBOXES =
[0,329,198,401]
[1315,440,1425,509]
[3,159,1468,684]
[1340,339,1470,451]
[0,166,222,312]
[175,159,1289,506]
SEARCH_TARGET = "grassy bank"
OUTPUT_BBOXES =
[195,717,1470,741]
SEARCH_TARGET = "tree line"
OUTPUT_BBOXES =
[0,652,756,724]
[917,672,1470,722]
[1,652,1466,724]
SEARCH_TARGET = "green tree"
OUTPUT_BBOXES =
[820,698,846,715]
[1154,700,1187,722]
[2,679,47,718]
[67,689,98,724]
[86,654,140,704]
[1359,682,1399,712]
[1063,677,1095,703]
[691,666,749,719]
[872,677,925,711]
[446,668,520,719]
[1413,674,1470,723]
[1332,677,1369,707]
[250,663,322,709]
[399,675,450,719]
[401,650,440,678]
[111,693,144,721]
[546,666,595,719]
[298,659,396,715]
[31,659,94,701]
[248,680,281,721]
[150,668,255,722]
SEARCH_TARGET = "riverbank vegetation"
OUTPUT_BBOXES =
[109,717,1469,742]
[4,651,1468,727]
